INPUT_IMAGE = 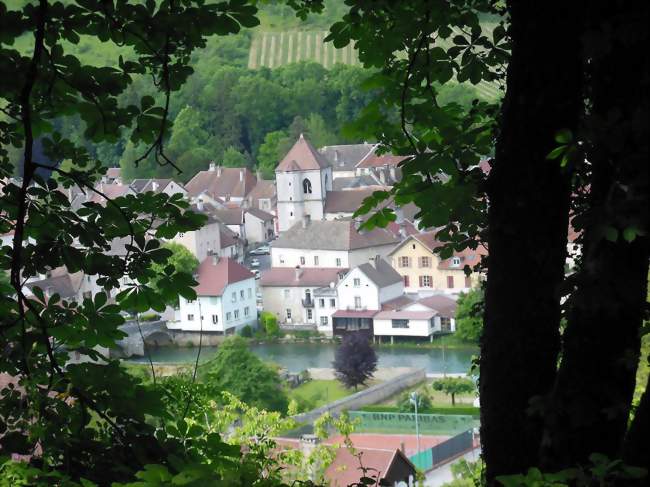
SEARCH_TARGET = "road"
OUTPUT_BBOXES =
[244,246,271,272]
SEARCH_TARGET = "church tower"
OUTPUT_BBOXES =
[275,134,332,232]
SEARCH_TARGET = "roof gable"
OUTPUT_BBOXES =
[354,258,403,288]
[276,134,329,172]
[194,257,253,296]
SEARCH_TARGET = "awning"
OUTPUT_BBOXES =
[332,310,378,319]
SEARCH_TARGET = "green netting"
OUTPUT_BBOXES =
[410,449,433,470]
[348,411,477,436]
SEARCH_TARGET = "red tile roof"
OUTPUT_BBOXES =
[381,295,416,310]
[260,267,344,287]
[276,134,329,172]
[185,167,257,199]
[331,310,378,319]
[415,295,457,318]
[324,188,389,214]
[356,152,411,169]
[219,226,239,249]
[374,309,437,320]
[246,207,275,222]
[194,257,253,296]
[324,447,415,487]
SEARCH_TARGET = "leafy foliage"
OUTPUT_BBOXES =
[149,242,199,306]
[260,310,281,337]
[333,334,377,390]
[200,336,289,412]
[398,391,433,413]
[432,377,476,406]
[455,288,484,344]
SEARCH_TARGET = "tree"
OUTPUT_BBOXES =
[333,333,378,390]
[201,336,289,413]
[221,145,248,168]
[256,130,290,178]
[432,377,476,406]
[149,242,199,306]
[455,288,484,344]
[398,391,433,413]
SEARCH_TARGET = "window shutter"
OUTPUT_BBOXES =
[404,275,410,287]
[447,276,454,288]
[419,276,423,287]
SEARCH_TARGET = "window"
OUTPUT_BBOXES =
[226,312,232,321]
[354,296,362,309]
[314,256,319,266]
[187,298,194,304]
[82,291,92,300]
[399,256,410,268]
[320,316,328,326]
[212,315,218,324]
[179,232,185,238]
[319,298,325,307]
[290,212,293,218]
[403,275,410,287]
[336,258,342,267]
[392,319,409,329]
[284,289,290,299]
[279,254,285,263]
[244,306,249,317]
[465,276,472,288]
[87,275,91,282]
[353,278,361,287]
[419,275,432,287]
[412,244,416,249]
[187,314,195,321]
[231,292,237,302]
[248,288,252,298]
[307,309,313,320]
[300,256,305,265]
[420,256,431,268]
[330,298,336,307]
[286,309,292,320]
[234,309,240,319]
[240,289,245,300]
[447,276,455,288]
[303,178,313,194]
[441,317,452,332]
[452,256,461,267]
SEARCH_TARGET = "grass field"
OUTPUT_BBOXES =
[288,379,356,410]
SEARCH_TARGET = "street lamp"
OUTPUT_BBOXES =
[410,391,420,455]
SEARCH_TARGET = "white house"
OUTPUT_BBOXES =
[276,134,333,232]
[260,267,345,328]
[129,178,187,197]
[271,217,400,269]
[244,207,275,244]
[331,257,403,337]
[170,205,223,262]
[373,294,457,343]
[318,143,376,179]
[169,255,256,334]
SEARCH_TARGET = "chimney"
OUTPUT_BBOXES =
[389,165,396,181]
[209,161,216,171]
[370,255,380,268]
[295,266,303,281]
[399,221,407,238]
[217,166,222,177]
[255,169,261,181]
[239,169,244,182]
[151,180,159,192]
[197,198,204,211]
[301,214,310,229]
[379,167,386,184]
[211,252,219,265]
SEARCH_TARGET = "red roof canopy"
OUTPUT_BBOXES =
[194,257,253,296]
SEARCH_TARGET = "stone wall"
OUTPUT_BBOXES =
[292,368,426,423]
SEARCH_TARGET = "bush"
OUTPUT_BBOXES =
[455,288,484,343]
[240,325,253,338]
[293,329,320,339]
[139,313,160,322]
[398,391,434,413]
[260,311,281,337]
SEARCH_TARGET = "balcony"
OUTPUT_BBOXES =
[302,298,315,308]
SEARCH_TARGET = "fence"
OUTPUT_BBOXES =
[409,429,474,471]
[348,411,477,436]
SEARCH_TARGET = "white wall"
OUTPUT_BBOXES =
[314,292,337,336]
[378,281,404,304]
[261,285,311,324]
[162,181,187,197]
[373,318,434,337]
[337,267,380,311]
[171,220,221,261]
[245,214,273,243]
[271,247,349,269]
[276,169,326,232]
[172,277,256,332]
[348,244,397,268]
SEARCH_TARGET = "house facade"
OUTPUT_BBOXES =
[169,256,256,334]
[271,218,400,269]
[244,208,275,244]
[259,267,344,328]
[389,231,485,294]
[170,210,222,262]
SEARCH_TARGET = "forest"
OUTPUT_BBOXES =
[0,0,648,486]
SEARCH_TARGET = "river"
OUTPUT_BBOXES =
[129,342,477,374]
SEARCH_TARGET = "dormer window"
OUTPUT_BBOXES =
[302,178,312,194]
[452,257,461,267]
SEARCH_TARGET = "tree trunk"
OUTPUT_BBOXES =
[451,393,455,406]
[480,2,584,483]
[543,0,649,469]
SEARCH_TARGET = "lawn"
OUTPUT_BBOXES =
[288,379,357,412]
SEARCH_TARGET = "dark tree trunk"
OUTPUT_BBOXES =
[543,1,649,469]
[480,2,584,483]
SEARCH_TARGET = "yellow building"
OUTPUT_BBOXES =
[388,231,486,293]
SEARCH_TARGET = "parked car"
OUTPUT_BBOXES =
[250,258,260,268]
[250,245,270,255]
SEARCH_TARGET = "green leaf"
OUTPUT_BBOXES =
[546,145,567,160]
[554,128,573,144]
[604,226,619,242]
[622,227,637,242]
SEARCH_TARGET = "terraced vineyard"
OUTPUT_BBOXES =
[248,31,360,69]
[248,29,503,102]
